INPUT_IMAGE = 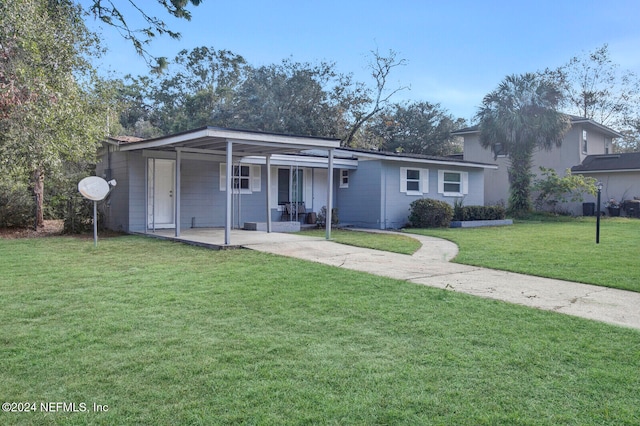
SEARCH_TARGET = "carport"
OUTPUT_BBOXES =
[119,127,341,245]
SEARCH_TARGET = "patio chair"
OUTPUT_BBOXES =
[281,202,306,222]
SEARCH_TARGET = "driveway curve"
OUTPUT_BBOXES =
[244,230,640,331]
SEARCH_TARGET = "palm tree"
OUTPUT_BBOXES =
[476,73,570,216]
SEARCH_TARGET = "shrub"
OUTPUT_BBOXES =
[453,205,506,221]
[317,206,338,228]
[64,193,105,234]
[0,180,34,228]
[409,198,453,228]
[533,167,597,213]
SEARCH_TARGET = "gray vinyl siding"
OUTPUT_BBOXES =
[127,152,147,232]
[336,161,382,228]
[340,160,486,229]
[181,159,217,228]
[184,160,267,228]
[382,161,416,229]
[96,148,131,232]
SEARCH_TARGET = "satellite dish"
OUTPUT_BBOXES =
[78,176,110,201]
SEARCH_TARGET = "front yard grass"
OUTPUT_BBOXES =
[1,236,639,424]
[406,217,640,292]
[298,228,421,254]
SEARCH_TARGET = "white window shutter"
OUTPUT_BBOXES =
[304,168,312,202]
[270,166,278,206]
[220,163,226,191]
[437,170,445,194]
[421,168,429,194]
[400,167,407,193]
[462,172,469,195]
[251,165,261,192]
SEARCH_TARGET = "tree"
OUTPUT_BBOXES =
[533,167,597,214]
[87,0,203,72]
[541,44,640,151]
[0,0,115,228]
[341,49,409,147]
[476,73,571,217]
[364,101,465,156]
[123,47,249,134]
[223,59,345,137]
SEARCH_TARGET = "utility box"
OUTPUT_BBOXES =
[582,202,595,217]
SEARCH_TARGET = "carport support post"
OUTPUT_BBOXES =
[266,154,272,233]
[175,149,181,237]
[225,140,233,245]
[326,148,334,240]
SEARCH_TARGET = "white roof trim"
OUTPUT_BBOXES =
[335,149,498,170]
[119,127,341,152]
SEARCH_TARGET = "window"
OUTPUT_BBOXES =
[400,167,429,195]
[277,168,304,205]
[220,164,261,193]
[493,143,507,158]
[340,169,349,188]
[438,170,468,196]
[233,165,250,190]
[582,130,588,154]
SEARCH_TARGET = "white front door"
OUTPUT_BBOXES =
[148,158,175,229]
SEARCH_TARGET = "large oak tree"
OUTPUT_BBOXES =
[0,0,116,227]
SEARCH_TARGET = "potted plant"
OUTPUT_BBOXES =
[605,198,621,216]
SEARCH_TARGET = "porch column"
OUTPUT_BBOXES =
[326,148,334,240]
[266,154,272,233]
[175,149,182,237]
[225,140,233,245]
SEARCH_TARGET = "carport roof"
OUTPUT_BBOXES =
[572,152,640,173]
[117,126,341,156]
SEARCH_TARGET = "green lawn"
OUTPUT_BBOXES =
[299,228,422,254]
[406,217,640,292]
[1,236,639,425]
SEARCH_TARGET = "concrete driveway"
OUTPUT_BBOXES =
[244,231,640,331]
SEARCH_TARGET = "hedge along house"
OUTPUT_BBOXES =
[97,127,497,244]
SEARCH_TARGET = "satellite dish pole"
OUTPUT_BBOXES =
[77,176,117,247]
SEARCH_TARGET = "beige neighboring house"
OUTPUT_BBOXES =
[571,152,640,217]
[453,116,624,215]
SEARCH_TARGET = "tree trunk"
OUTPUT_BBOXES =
[507,146,534,217]
[32,167,44,229]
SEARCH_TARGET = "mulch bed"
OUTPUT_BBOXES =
[0,220,64,239]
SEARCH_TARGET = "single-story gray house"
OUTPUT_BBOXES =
[97,127,497,244]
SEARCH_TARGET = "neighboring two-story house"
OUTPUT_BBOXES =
[453,116,624,215]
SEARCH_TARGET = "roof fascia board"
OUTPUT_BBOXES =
[337,149,497,169]
[574,169,640,174]
[120,128,341,152]
[454,118,622,138]
[121,128,211,151]
[240,155,358,169]
[205,128,341,148]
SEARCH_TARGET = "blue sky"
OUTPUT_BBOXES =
[85,0,640,122]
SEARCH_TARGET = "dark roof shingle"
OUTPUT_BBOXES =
[572,152,640,173]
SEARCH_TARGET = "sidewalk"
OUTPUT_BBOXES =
[244,231,640,330]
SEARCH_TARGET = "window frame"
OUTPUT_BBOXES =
[220,163,261,194]
[277,167,304,205]
[339,169,349,188]
[400,167,429,196]
[438,170,468,197]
